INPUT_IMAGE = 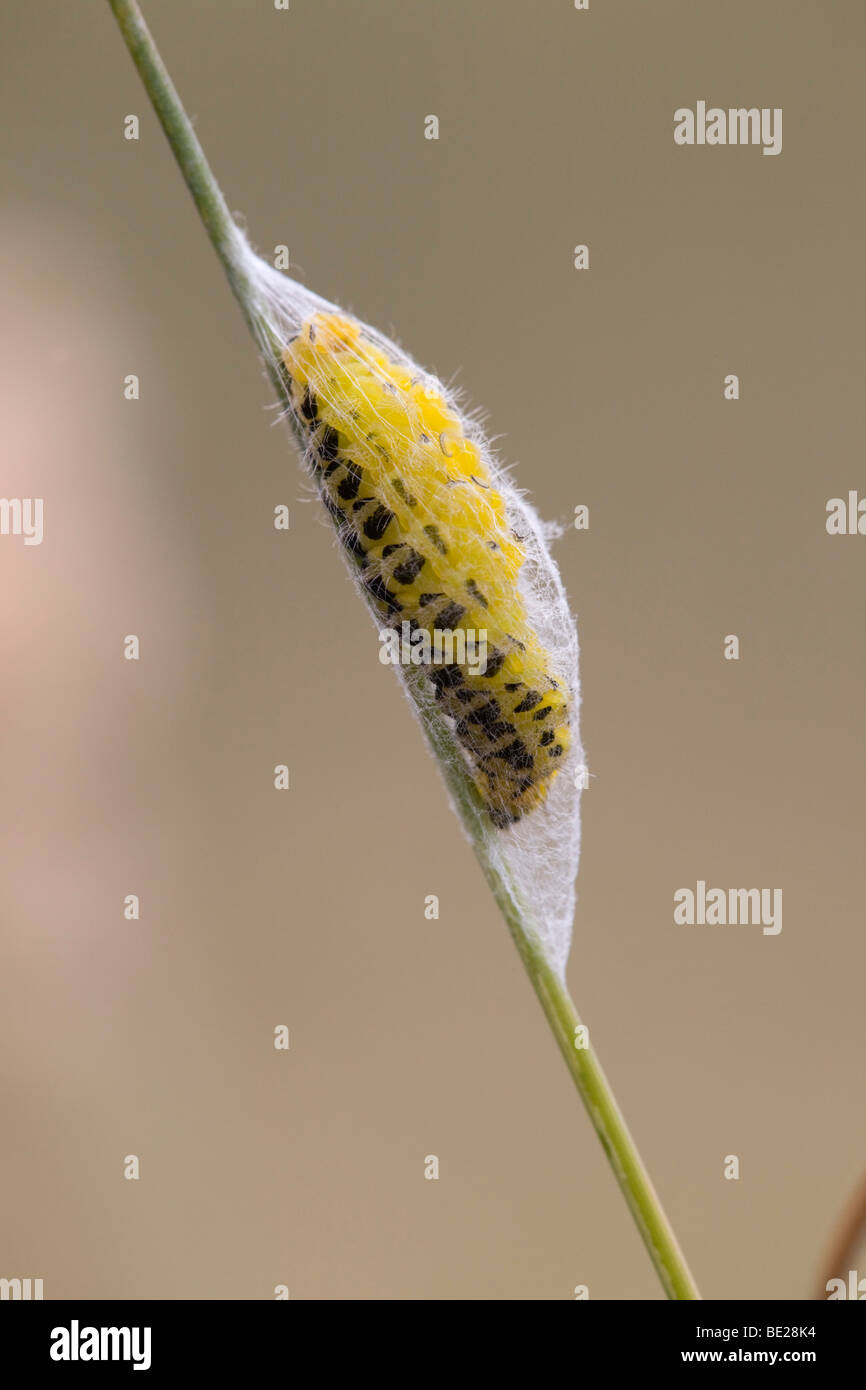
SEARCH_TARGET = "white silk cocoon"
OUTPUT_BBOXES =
[232,235,585,975]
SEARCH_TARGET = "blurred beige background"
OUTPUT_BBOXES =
[1,0,864,1299]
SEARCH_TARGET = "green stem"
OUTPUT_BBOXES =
[107,0,700,1301]
[106,0,283,377]
[411,670,699,1300]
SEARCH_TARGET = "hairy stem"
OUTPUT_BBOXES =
[107,0,700,1301]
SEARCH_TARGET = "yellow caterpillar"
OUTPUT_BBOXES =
[282,312,570,827]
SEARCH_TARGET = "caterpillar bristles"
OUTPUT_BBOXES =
[281,311,571,829]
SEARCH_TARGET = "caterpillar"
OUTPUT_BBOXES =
[282,312,570,828]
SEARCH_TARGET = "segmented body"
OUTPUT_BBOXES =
[282,312,570,826]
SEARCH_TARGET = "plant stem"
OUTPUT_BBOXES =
[815,1170,866,1299]
[107,0,701,1301]
[106,0,283,379]
[411,670,700,1299]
